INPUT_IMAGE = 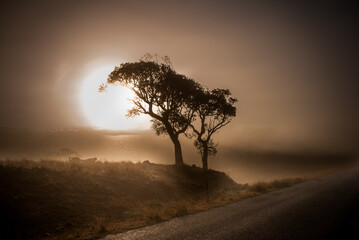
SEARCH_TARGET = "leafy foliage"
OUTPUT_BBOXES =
[106,57,201,130]
[191,88,237,169]
[101,54,237,168]
[194,139,218,157]
[103,55,203,164]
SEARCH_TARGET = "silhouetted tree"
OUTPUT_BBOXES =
[101,56,202,165]
[190,89,237,170]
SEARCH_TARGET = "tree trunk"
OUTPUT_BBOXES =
[173,136,184,165]
[163,120,184,165]
[202,143,209,201]
[202,143,208,171]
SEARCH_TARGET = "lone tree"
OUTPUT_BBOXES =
[190,88,237,170]
[102,56,202,165]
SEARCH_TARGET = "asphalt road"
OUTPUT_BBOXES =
[102,167,359,240]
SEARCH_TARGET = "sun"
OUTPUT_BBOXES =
[79,65,151,130]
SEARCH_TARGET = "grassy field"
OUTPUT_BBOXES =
[0,159,303,240]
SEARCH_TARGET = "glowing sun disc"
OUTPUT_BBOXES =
[79,65,150,130]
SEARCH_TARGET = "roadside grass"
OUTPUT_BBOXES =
[248,178,304,193]
[0,159,303,240]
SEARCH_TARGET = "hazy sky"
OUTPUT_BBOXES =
[0,0,358,153]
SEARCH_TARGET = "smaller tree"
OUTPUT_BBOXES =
[190,88,237,170]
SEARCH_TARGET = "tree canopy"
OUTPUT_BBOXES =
[190,88,237,170]
[103,57,202,165]
[101,55,237,169]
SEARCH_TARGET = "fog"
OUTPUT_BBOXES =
[1,128,357,183]
[0,1,358,182]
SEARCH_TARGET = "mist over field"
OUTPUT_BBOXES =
[1,1,358,184]
[1,1,359,239]
[1,127,357,183]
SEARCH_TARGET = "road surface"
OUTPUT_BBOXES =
[102,167,359,240]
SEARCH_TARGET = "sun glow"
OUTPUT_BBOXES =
[79,65,150,130]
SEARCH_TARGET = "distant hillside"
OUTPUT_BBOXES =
[0,160,302,240]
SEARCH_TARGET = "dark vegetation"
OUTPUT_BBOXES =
[0,159,303,240]
[102,54,237,168]
[190,88,236,170]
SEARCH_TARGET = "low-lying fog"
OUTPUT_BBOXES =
[1,127,357,184]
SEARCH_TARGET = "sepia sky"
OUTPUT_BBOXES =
[0,0,358,154]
